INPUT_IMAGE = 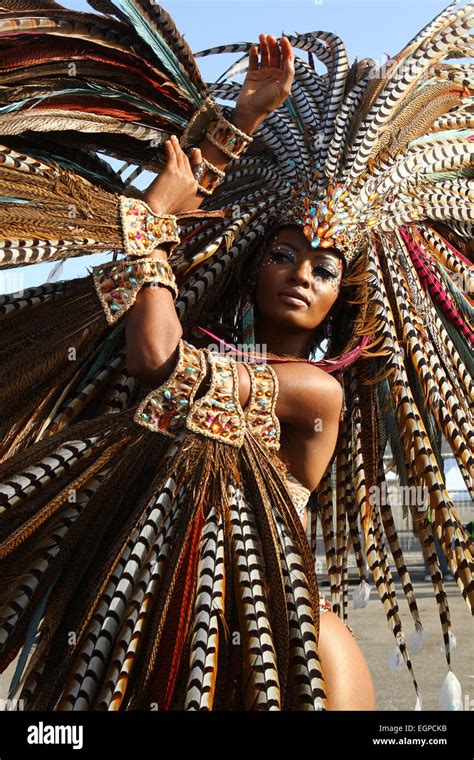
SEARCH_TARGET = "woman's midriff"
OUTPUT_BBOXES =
[278,423,311,531]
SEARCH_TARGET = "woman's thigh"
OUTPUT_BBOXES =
[318,610,377,710]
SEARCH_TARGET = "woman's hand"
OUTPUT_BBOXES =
[233,34,295,134]
[143,135,202,215]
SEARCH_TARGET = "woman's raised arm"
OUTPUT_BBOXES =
[125,127,249,385]
[126,34,295,385]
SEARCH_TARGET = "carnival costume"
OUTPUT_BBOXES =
[0,0,472,710]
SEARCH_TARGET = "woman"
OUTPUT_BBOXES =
[0,0,471,712]
[122,34,375,709]
[127,134,376,710]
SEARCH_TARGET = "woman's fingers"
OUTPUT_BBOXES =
[164,138,177,165]
[248,44,259,70]
[170,134,186,167]
[191,147,202,165]
[165,137,201,189]
[177,137,198,175]
[258,33,290,70]
[280,35,295,88]
[259,33,270,67]
[267,35,281,69]
[281,35,294,65]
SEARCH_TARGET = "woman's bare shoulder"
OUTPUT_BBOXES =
[234,359,342,433]
[269,361,342,432]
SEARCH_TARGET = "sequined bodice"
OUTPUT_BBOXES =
[134,340,311,516]
[135,341,281,450]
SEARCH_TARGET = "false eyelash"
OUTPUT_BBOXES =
[269,250,338,279]
[313,265,338,279]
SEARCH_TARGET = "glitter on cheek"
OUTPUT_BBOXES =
[313,274,341,295]
[258,254,282,270]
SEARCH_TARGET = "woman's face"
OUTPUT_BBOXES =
[254,224,344,334]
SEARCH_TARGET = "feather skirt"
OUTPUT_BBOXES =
[0,404,329,711]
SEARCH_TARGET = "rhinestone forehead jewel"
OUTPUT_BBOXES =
[278,181,367,268]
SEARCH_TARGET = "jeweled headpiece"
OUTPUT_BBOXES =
[278,179,367,269]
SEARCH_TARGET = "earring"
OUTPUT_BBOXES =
[242,294,255,346]
[325,316,333,339]
[325,316,334,359]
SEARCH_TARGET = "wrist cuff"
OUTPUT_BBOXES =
[92,256,178,325]
[204,112,253,160]
[119,196,181,258]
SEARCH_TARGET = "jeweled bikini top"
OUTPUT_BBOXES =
[134,338,312,518]
[134,338,280,451]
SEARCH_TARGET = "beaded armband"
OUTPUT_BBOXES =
[92,257,178,325]
[185,350,246,448]
[204,112,253,160]
[119,196,181,258]
[134,339,208,437]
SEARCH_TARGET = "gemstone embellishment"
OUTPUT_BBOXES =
[119,196,181,258]
[134,339,208,436]
[244,362,281,450]
[185,350,246,448]
[92,256,178,325]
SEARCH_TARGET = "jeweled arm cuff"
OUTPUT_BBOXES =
[134,338,209,437]
[92,256,178,326]
[179,96,222,149]
[119,195,181,258]
[192,157,226,196]
[204,112,253,160]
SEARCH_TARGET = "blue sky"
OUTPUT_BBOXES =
[1,0,460,292]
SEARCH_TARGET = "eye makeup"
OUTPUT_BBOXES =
[265,243,341,279]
